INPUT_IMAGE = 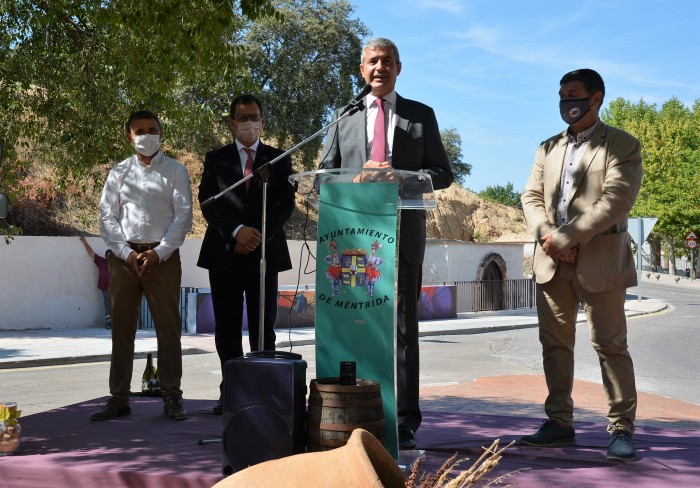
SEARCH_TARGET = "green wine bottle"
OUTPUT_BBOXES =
[141,353,160,396]
[154,366,161,397]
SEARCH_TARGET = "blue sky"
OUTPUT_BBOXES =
[348,0,700,192]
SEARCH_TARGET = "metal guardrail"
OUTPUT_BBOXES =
[455,279,536,313]
[138,280,536,329]
[138,287,200,332]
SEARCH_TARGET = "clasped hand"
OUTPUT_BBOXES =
[128,249,160,276]
[352,160,403,183]
[234,226,262,254]
[540,233,578,264]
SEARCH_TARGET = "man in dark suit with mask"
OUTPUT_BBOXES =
[197,95,296,415]
[319,37,454,449]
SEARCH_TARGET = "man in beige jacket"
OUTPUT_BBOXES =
[520,69,642,461]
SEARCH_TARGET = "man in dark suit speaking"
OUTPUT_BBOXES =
[319,37,454,449]
[197,95,296,415]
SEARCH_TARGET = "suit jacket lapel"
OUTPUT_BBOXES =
[249,143,270,192]
[255,142,271,169]
[569,122,605,201]
[393,94,410,164]
[546,132,568,224]
[351,108,368,163]
[216,145,243,192]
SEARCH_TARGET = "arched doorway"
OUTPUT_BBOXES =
[482,261,503,281]
[475,253,507,310]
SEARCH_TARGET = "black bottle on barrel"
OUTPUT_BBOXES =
[339,361,356,385]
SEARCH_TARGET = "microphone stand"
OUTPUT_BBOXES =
[200,99,366,352]
[258,174,269,351]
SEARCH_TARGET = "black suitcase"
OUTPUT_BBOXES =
[221,350,307,476]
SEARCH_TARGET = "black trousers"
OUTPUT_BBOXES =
[396,260,423,432]
[208,262,279,392]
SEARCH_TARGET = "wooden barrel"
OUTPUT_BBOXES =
[306,378,385,451]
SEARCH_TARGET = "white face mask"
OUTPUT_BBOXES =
[235,121,261,142]
[133,134,161,157]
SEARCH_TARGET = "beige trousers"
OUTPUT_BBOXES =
[536,260,637,434]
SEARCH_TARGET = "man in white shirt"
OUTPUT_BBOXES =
[94,110,193,421]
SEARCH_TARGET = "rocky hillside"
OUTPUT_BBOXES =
[428,184,530,243]
[3,150,532,244]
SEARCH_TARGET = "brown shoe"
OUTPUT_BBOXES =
[91,397,131,421]
[164,397,188,420]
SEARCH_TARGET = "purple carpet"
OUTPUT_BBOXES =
[0,397,223,488]
[417,412,700,487]
[1,398,697,487]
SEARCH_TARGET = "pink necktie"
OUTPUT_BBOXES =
[243,148,254,190]
[371,98,386,162]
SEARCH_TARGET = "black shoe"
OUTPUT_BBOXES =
[398,426,417,450]
[164,397,188,420]
[212,397,223,416]
[607,429,635,461]
[91,397,131,421]
[519,420,576,446]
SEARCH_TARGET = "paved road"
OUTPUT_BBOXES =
[419,281,700,404]
[1,273,697,426]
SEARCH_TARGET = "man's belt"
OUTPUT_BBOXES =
[128,242,160,252]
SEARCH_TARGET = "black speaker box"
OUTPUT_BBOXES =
[222,351,307,476]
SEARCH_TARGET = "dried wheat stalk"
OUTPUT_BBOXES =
[405,439,518,488]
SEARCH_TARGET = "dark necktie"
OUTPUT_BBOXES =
[243,148,254,190]
[371,98,386,162]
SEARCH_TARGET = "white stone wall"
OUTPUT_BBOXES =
[423,240,525,284]
[0,237,316,330]
[0,236,524,330]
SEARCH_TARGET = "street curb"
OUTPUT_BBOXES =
[0,304,668,370]
[626,304,669,316]
[421,322,539,337]
[0,348,210,370]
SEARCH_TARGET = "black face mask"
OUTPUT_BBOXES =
[559,97,591,125]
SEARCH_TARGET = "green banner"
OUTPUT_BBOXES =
[315,181,399,458]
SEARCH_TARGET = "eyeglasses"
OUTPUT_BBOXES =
[234,114,262,123]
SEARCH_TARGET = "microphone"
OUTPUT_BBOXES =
[339,84,372,115]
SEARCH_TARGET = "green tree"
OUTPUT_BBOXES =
[0,138,21,243]
[241,0,369,169]
[479,182,521,207]
[0,0,367,179]
[1,1,267,178]
[440,128,472,184]
[602,97,700,272]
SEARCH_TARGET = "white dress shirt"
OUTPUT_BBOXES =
[235,138,260,172]
[366,91,397,163]
[100,152,193,261]
[556,120,600,227]
[231,138,261,238]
